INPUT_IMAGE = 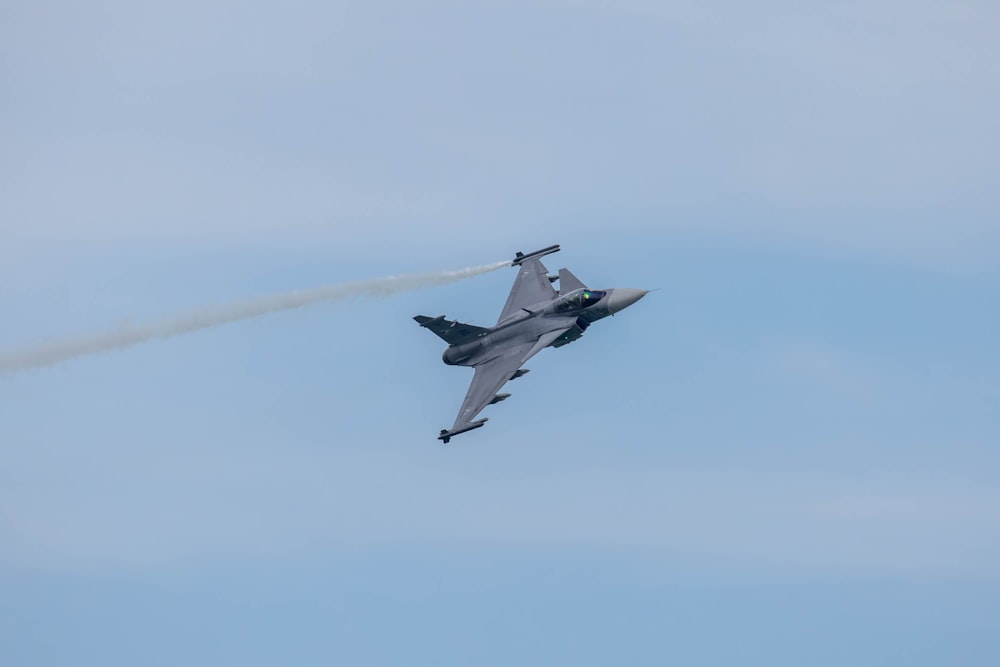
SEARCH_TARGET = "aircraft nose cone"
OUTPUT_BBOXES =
[607,288,648,314]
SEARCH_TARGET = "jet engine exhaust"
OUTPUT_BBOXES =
[0,259,510,375]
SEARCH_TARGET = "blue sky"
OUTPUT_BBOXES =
[2,1,999,665]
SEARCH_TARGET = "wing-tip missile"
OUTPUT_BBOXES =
[511,244,560,266]
[438,418,488,444]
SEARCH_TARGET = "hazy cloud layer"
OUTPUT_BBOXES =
[2,1,997,266]
[3,438,998,577]
[1,5,998,664]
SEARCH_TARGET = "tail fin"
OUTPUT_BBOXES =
[414,315,489,345]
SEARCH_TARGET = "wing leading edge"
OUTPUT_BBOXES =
[440,325,573,443]
[496,257,557,324]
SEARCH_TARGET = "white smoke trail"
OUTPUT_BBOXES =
[0,260,511,375]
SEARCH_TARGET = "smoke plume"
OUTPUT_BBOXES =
[0,260,510,375]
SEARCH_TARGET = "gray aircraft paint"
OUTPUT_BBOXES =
[415,245,648,443]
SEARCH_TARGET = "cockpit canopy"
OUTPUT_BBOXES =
[555,288,606,312]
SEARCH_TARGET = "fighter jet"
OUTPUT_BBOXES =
[415,245,648,443]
